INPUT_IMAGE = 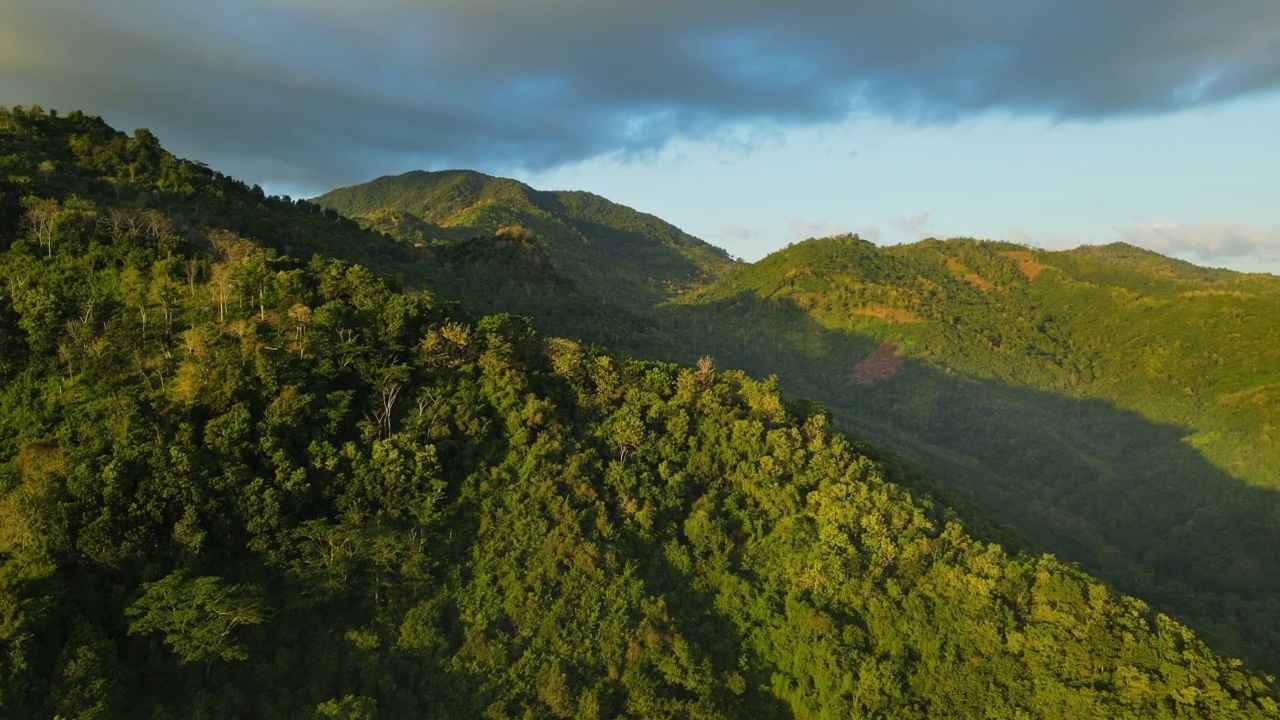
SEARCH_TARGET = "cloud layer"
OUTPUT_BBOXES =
[3,1,1280,191]
[1121,221,1280,261]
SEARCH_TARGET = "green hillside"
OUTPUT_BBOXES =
[314,170,738,313]
[660,234,1280,672]
[309,162,1280,678]
[4,107,1277,717]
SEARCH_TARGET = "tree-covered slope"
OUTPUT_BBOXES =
[3,106,1276,717]
[0,104,683,362]
[314,170,738,312]
[660,234,1280,674]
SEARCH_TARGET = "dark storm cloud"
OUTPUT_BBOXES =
[3,0,1278,192]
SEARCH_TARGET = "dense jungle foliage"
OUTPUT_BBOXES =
[320,166,1280,679]
[1,106,1277,718]
[657,235,1280,675]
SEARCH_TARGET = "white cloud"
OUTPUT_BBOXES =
[892,212,933,237]
[855,224,882,242]
[1007,228,1032,245]
[720,224,758,239]
[787,217,851,241]
[1119,221,1280,259]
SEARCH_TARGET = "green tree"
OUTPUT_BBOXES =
[126,571,265,665]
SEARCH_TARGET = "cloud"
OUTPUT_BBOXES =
[856,225,883,242]
[720,224,759,240]
[1120,221,1280,259]
[1007,228,1033,245]
[3,1,1279,192]
[788,218,852,241]
[893,212,934,236]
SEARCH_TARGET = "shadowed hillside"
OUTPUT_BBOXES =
[7,106,1280,717]
[4,105,1277,717]
[311,169,1280,678]
[314,170,738,312]
[658,236,1280,672]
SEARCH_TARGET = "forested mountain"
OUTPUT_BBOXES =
[310,159,1280,680]
[641,234,1280,678]
[315,170,738,313]
[4,108,1277,718]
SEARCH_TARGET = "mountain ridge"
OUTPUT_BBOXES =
[662,233,1280,671]
[314,169,738,313]
[311,166,1280,675]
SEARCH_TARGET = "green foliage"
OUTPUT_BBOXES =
[0,106,1276,718]
[126,572,265,664]
[314,169,738,313]
[657,234,1280,675]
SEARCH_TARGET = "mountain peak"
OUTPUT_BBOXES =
[315,169,736,311]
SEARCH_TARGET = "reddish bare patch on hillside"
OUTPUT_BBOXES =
[961,273,995,291]
[847,342,905,385]
[852,305,924,324]
[945,257,997,292]
[998,250,1046,280]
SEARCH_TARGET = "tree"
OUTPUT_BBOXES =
[126,571,265,666]
[235,250,276,322]
[138,209,173,245]
[210,263,235,323]
[119,265,150,337]
[288,303,313,357]
[22,195,59,256]
[367,359,409,438]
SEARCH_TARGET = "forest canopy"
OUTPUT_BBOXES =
[0,105,1275,718]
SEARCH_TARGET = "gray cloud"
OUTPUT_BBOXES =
[3,1,1279,193]
[1121,221,1280,260]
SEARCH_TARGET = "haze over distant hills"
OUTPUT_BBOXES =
[2,106,1278,718]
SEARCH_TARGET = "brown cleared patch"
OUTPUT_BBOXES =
[961,273,995,291]
[847,342,905,385]
[851,305,925,324]
[998,250,1046,280]
[945,257,997,292]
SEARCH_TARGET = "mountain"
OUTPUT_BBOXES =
[310,168,1280,678]
[659,234,1280,672]
[314,169,739,313]
[4,107,1277,717]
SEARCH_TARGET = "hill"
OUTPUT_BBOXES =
[316,168,1280,674]
[314,169,738,313]
[3,106,1276,717]
[660,234,1280,672]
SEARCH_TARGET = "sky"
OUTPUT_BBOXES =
[2,1,1279,272]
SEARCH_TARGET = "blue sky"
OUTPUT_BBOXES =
[2,1,1278,272]
[527,94,1280,271]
